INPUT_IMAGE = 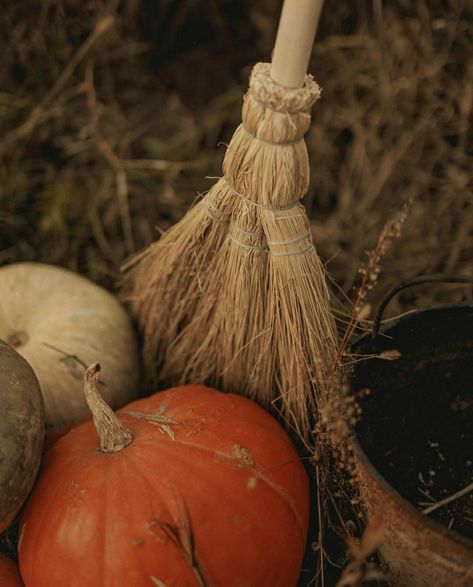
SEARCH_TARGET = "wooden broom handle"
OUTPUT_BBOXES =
[271,0,324,88]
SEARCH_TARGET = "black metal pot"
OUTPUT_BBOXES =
[350,275,473,587]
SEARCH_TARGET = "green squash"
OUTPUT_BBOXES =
[0,340,45,532]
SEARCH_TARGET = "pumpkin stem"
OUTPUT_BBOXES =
[84,363,133,453]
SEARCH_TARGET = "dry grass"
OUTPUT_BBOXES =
[335,515,386,587]
[1,1,470,302]
[0,0,246,286]
[308,1,472,312]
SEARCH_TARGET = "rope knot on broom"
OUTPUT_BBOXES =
[121,62,338,440]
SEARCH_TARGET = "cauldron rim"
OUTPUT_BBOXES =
[351,436,473,549]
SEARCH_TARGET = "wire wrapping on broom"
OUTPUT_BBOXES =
[203,178,316,257]
[202,188,231,223]
[213,175,301,211]
[228,227,315,257]
[240,126,304,147]
[227,223,267,252]
[267,230,314,257]
[225,218,316,262]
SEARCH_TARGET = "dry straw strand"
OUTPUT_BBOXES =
[121,178,234,380]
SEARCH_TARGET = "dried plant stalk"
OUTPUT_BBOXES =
[122,63,338,437]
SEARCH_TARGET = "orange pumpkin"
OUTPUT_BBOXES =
[0,554,24,587]
[19,364,309,587]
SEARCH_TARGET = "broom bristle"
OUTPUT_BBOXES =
[121,62,338,438]
[162,202,272,401]
[121,179,234,380]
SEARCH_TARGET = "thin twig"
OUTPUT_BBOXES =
[331,202,410,370]
[42,342,88,370]
[84,61,135,253]
[157,490,209,587]
[0,16,114,153]
[316,464,325,587]
[422,482,473,515]
[123,158,206,172]
[335,515,385,587]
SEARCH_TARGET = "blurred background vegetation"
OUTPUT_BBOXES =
[1,0,471,314]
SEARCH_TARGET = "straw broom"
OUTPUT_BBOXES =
[121,0,338,439]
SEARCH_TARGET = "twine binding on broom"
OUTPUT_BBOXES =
[202,191,230,223]
[227,223,315,258]
[121,62,337,439]
[217,175,300,211]
[241,126,304,147]
[227,224,267,253]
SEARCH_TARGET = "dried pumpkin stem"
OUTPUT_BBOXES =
[84,363,133,453]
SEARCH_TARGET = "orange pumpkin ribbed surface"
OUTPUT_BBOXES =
[19,374,309,587]
[0,554,24,587]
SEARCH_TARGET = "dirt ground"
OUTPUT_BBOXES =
[0,0,472,584]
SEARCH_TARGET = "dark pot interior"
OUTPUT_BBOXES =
[351,305,473,540]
